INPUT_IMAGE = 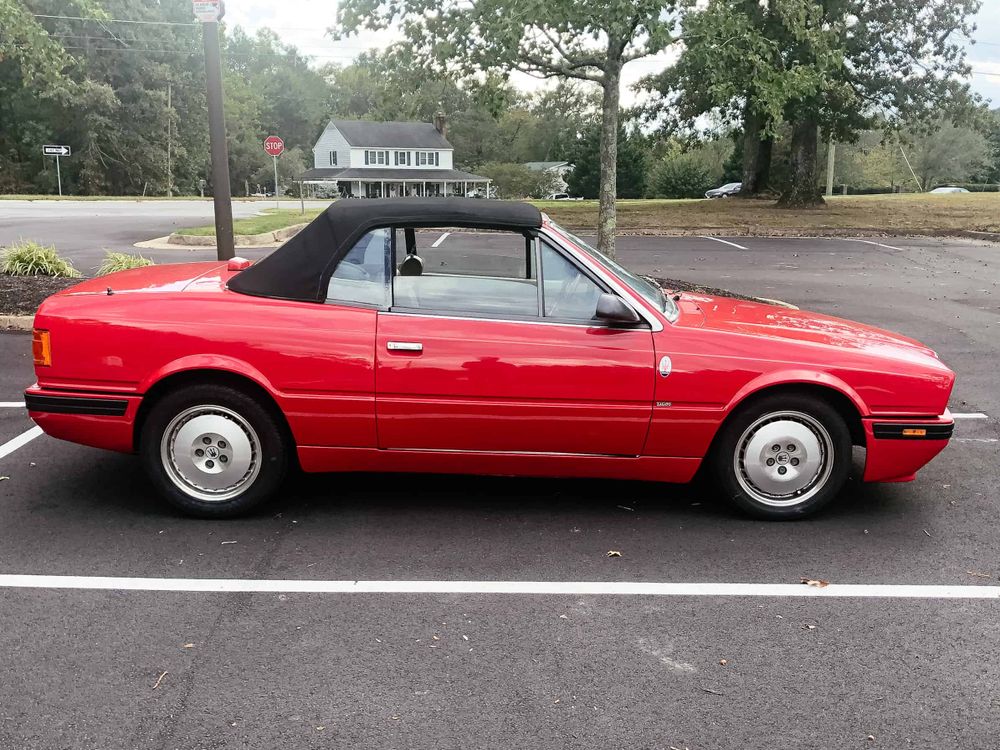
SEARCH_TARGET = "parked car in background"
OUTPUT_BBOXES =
[705,182,742,198]
[27,198,955,521]
[929,186,970,194]
[546,193,582,201]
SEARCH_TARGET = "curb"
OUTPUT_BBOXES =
[0,315,34,331]
[165,222,309,249]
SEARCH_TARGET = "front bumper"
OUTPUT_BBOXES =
[863,412,954,483]
[25,386,140,453]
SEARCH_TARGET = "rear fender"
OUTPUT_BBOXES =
[137,355,279,398]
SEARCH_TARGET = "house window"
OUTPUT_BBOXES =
[434,151,440,166]
[376,150,386,165]
[418,152,427,166]
[329,151,337,166]
[395,150,408,166]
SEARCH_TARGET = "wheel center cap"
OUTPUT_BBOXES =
[776,453,790,465]
[206,446,219,459]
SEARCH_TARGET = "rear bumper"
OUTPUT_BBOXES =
[863,412,954,483]
[25,386,140,453]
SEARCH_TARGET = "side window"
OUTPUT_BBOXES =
[392,229,537,318]
[326,228,390,307]
[541,242,603,320]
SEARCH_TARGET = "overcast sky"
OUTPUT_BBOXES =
[224,0,1000,110]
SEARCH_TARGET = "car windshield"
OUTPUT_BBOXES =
[547,221,678,323]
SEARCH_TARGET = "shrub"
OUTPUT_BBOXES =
[97,251,155,276]
[0,240,80,277]
[648,154,714,199]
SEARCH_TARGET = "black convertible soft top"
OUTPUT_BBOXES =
[227,197,543,303]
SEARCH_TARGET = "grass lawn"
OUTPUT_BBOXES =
[176,209,320,236]
[539,193,1000,234]
[172,193,1000,238]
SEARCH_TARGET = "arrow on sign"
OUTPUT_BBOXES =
[43,145,71,157]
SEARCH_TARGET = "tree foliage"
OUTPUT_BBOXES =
[335,0,683,255]
[643,0,983,207]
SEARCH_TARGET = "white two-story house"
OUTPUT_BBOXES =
[301,117,491,199]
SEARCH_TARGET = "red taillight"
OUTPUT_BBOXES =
[32,329,51,367]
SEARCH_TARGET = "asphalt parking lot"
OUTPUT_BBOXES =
[1,229,998,748]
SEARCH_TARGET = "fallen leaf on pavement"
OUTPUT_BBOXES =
[606,550,622,558]
[718,659,728,666]
[152,671,168,690]
[967,570,992,579]
[221,540,237,545]
[800,578,829,588]
[181,643,195,649]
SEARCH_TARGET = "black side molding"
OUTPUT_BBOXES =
[25,393,129,417]
[872,422,954,440]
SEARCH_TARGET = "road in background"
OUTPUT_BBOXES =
[0,225,998,748]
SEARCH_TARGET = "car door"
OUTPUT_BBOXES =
[375,230,656,456]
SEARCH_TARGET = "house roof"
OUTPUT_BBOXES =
[523,161,571,171]
[227,198,542,304]
[327,119,452,149]
[301,167,489,182]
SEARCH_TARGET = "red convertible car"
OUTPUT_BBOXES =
[26,198,955,519]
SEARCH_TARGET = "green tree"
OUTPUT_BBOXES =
[566,122,647,200]
[643,0,981,208]
[335,0,682,257]
[477,162,558,198]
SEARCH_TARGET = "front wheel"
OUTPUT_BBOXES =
[140,384,289,518]
[711,393,852,520]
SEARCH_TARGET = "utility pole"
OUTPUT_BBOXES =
[196,1,235,260]
[166,82,173,198]
[825,138,835,197]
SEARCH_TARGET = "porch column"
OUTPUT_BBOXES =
[463,181,467,197]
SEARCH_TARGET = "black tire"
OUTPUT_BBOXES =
[711,392,852,520]
[140,383,289,518]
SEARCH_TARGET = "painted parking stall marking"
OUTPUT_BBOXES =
[0,426,43,461]
[431,231,451,248]
[0,575,998,599]
[0,402,25,408]
[699,236,748,250]
[950,412,988,420]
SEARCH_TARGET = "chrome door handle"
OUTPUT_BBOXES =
[387,341,423,352]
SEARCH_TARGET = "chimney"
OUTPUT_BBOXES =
[433,110,448,138]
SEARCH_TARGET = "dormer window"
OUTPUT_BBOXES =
[329,151,337,166]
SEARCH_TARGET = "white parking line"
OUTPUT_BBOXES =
[0,575,997,598]
[951,412,988,420]
[431,232,450,248]
[841,238,907,252]
[699,236,748,250]
[0,402,25,408]
[0,426,43,461]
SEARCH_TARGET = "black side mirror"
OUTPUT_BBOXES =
[594,293,640,324]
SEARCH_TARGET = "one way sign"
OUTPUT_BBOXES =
[43,145,71,157]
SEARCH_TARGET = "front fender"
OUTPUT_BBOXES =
[724,369,871,417]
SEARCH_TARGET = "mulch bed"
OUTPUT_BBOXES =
[653,277,760,303]
[0,274,80,316]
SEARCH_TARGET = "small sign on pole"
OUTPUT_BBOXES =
[42,144,71,196]
[264,136,284,209]
[192,0,223,22]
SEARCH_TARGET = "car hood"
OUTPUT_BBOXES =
[675,292,939,359]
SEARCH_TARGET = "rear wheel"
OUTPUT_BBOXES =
[140,384,289,518]
[712,393,851,520]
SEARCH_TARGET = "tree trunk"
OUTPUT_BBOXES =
[756,136,773,192]
[596,62,621,258]
[739,108,763,195]
[777,118,825,208]
[739,108,773,196]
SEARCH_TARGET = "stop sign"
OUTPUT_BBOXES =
[263,136,284,157]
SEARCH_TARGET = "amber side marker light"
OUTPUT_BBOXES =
[902,428,927,437]
[32,329,51,367]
